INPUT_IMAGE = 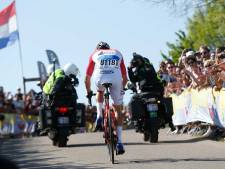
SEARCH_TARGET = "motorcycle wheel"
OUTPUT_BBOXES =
[52,140,57,146]
[57,137,67,147]
[143,131,150,142]
[149,118,159,143]
[150,128,158,143]
[57,129,69,147]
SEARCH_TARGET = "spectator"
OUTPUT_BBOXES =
[178,48,193,68]
[0,86,5,113]
[165,62,177,83]
[185,57,206,89]
[215,46,225,55]
[199,45,211,62]
[180,68,191,89]
[215,52,225,87]
[4,92,15,113]
[15,87,23,101]
[203,59,217,87]
[158,61,169,86]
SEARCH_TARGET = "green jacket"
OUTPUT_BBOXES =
[43,69,65,95]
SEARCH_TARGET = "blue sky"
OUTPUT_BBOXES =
[0,0,190,104]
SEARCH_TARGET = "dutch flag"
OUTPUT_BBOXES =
[0,1,19,50]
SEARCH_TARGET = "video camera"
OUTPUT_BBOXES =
[130,53,144,68]
[69,74,79,87]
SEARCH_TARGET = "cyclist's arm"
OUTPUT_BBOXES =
[85,54,95,93]
[120,58,128,88]
[85,75,91,93]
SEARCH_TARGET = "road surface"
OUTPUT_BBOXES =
[1,129,225,169]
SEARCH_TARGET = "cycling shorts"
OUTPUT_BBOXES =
[94,78,124,105]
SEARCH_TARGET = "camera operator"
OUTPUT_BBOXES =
[127,53,175,136]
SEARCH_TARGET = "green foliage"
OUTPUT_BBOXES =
[162,30,193,62]
[163,0,225,62]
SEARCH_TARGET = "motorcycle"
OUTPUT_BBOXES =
[133,92,160,143]
[38,76,83,147]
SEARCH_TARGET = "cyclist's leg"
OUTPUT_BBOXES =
[110,82,125,154]
[94,81,105,130]
[96,91,104,119]
[113,104,123,142]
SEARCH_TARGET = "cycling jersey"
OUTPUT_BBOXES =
[86,49,127,104]
[86,49,126,79]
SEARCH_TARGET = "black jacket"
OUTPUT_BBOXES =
[128,63,164,96]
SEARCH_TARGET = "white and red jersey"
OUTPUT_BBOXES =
[86,49,127,83]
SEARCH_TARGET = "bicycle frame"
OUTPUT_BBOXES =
[102,83,117,164]
[87,83,117,164]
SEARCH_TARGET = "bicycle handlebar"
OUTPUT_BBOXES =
[86,91,96,106]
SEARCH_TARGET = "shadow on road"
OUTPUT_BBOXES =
[124,142,149,146]
[158,137,209,144]
[126,157,225,164]
[122,137,208,146]
[68,142,150,148]
[0,138,107,169]
[67,142,105,147]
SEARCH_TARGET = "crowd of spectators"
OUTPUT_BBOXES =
[0,87,39,115]
[158,45,225,96]
[1,46,224,132]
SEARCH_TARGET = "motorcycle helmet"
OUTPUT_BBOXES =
[63,63,80,77]
[96,41,110,50]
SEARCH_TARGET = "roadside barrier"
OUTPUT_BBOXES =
[0,113,38,136]
[171,88,225,128]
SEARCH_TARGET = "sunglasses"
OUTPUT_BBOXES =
[188,62,196,66]
[200,51,208,55]
[218,54,225,59]
[205,64,213,68]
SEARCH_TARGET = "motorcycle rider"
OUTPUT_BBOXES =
[43,63,79,99]
[85,41,128,154]
[127,52,175,140]
[40,63,79,130]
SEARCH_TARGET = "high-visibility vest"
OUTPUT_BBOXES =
[43,69,65,94]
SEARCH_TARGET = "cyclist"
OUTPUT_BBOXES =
[127,53,175,139]
[85,41,128,155]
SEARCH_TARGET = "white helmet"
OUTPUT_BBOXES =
[47,64,60,75]
[63,63,79,76]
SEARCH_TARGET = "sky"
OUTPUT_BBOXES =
[0,0,190,104]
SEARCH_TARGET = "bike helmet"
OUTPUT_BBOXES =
[63,63,79,76]
[96,41,110,50]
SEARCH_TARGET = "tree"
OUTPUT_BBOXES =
[144,0,216,15]
[161,0,225,62]
[161,30,193,62]
[187,0,225,49]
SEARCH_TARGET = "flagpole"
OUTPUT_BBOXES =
[14,0,26,95]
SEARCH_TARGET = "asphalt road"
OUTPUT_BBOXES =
[1,129,225,169]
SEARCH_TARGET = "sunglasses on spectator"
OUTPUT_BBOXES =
[167,66,174,69]
[188,62,196,66]
[218,54,225,59]
[205,64,213,68]
[200,51,208,55]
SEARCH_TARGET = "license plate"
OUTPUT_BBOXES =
[46,110,52,117]
[147,104,158,111]
[58,117,69,124]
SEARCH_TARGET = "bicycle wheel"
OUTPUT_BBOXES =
[107,112,115,164]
